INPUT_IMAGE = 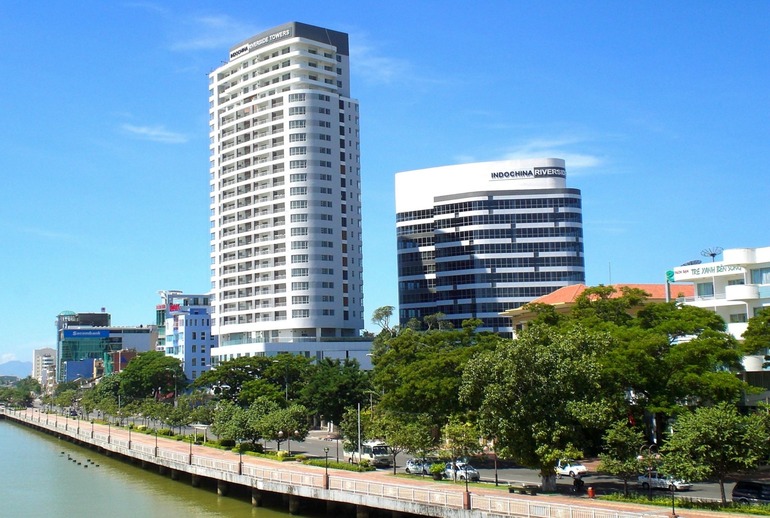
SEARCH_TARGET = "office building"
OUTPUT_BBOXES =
[670,245,770,371]
[158,291,216,381]
[55,310,156,382]
[396,158,585,335]
[208,22,368,365]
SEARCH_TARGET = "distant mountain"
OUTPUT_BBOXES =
[0,361,33,378]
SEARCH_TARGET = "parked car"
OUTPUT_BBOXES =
[555,459,587,478]
[445,462,480,482]
[637,471,692,491]
[732,480,770,505]
[405,458,438,475]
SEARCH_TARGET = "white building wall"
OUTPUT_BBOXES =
[671,246,770,371]
[208,22,367,361]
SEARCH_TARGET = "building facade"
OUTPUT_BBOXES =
[396,158,585,335]
[32,347,56,391]
[158,291,216,381]
[55,310,156,382]
[208,22,369,365]
[670,246,770,371]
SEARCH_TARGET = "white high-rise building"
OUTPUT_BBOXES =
[208,22,368,366]
[158,291,216,381]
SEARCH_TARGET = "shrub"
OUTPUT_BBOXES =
[220,439,236,448]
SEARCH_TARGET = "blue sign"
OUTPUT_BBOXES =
[63,329,109,339]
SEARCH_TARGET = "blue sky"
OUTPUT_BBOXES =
[1,1,768,364]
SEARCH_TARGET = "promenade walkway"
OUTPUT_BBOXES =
[1,407,739,518]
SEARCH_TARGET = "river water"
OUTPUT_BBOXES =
[0,419,305,518]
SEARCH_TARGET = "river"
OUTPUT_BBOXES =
[0,419,307,517]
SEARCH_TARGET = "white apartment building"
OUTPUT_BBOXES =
[208,22,369,366]
[670,246,770,371]
[32,347,56,389]
[396,158,585,335]
[159,291,216,381]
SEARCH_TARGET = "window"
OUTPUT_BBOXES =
[288,107,306,115]
[290,173,307,182]
[290,200,307,209]
[290,213,308,222]
[292,309,310,318]
[289,160,307,169]
[291,254,309,263]
[192,332,197,339]
[290,187,307,195]
[730,313,748,323]
[292,296,309,304]
[290,227,308,236]
[292,282,309,290]
[290,146,306,156]
[192,358,197,366]
[289,133,306,142]
[291,241,308,249]
[192,345,197,352]
[696,282,714,298]
[288,93,306,102]
[289,120,306,129]
[751,267,770,285]
[292,268,308,277]
[201,332,206,340]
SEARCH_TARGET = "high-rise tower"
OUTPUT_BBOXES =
[396,158,585,336]
[209,22,367,365]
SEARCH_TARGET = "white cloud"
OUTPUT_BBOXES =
[349,31,409,85]
[121,124,188,144]
[499,136,605,172]
[1,353,17,363]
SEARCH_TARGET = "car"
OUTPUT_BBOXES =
[637,471,692,491]
[444,462,480,482]
[405,458,436,475]
[555,459,588,478]
[732,480,770,505]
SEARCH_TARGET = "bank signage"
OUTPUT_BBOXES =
[230,28,293,60]
[673,263,745,281]
[63,329,110,339]
[490,166,566,180]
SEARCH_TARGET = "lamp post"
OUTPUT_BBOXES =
[189,435,193,464]
[154,428,158,457]
[324,446,330,489]
[639,444,657,501]
[277,430,284,452]
[128,424,132,450]
[238,442,243,475]
[107,420,111,444]
[91,420,94,439]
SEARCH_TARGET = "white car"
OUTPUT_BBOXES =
[555,459,587,478]
[637,471,692,491]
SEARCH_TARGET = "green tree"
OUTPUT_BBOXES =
[660,403,770,504]
[371,322,500,427]
[194,356,274,404]
[371,305,396,337]
[260,404,310,452]
[299,358,369,425]
[442,418,483,481]
[743,307,770,355]
[119,351,186,403]
[460,324,614,490]
[210,400,245,443]
[597,420,646,497]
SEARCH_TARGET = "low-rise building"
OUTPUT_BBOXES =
[670,246,770,371]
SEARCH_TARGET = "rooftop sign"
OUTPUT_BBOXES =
[490,166,566,180]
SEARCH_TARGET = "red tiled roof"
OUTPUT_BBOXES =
[529,283,693,305]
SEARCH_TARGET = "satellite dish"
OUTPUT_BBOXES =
[701,247,724,262]
[681,260,702,266]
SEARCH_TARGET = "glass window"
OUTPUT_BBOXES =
[751,267,770,285]
[696,282,714,297]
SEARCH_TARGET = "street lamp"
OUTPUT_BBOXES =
[324,446,330,489]
[154,428,158,457]
[639,444,657,501]
[91,420,94,439]
[238,442,243,475]
[277,430,284,452]
[128,424,132,450]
